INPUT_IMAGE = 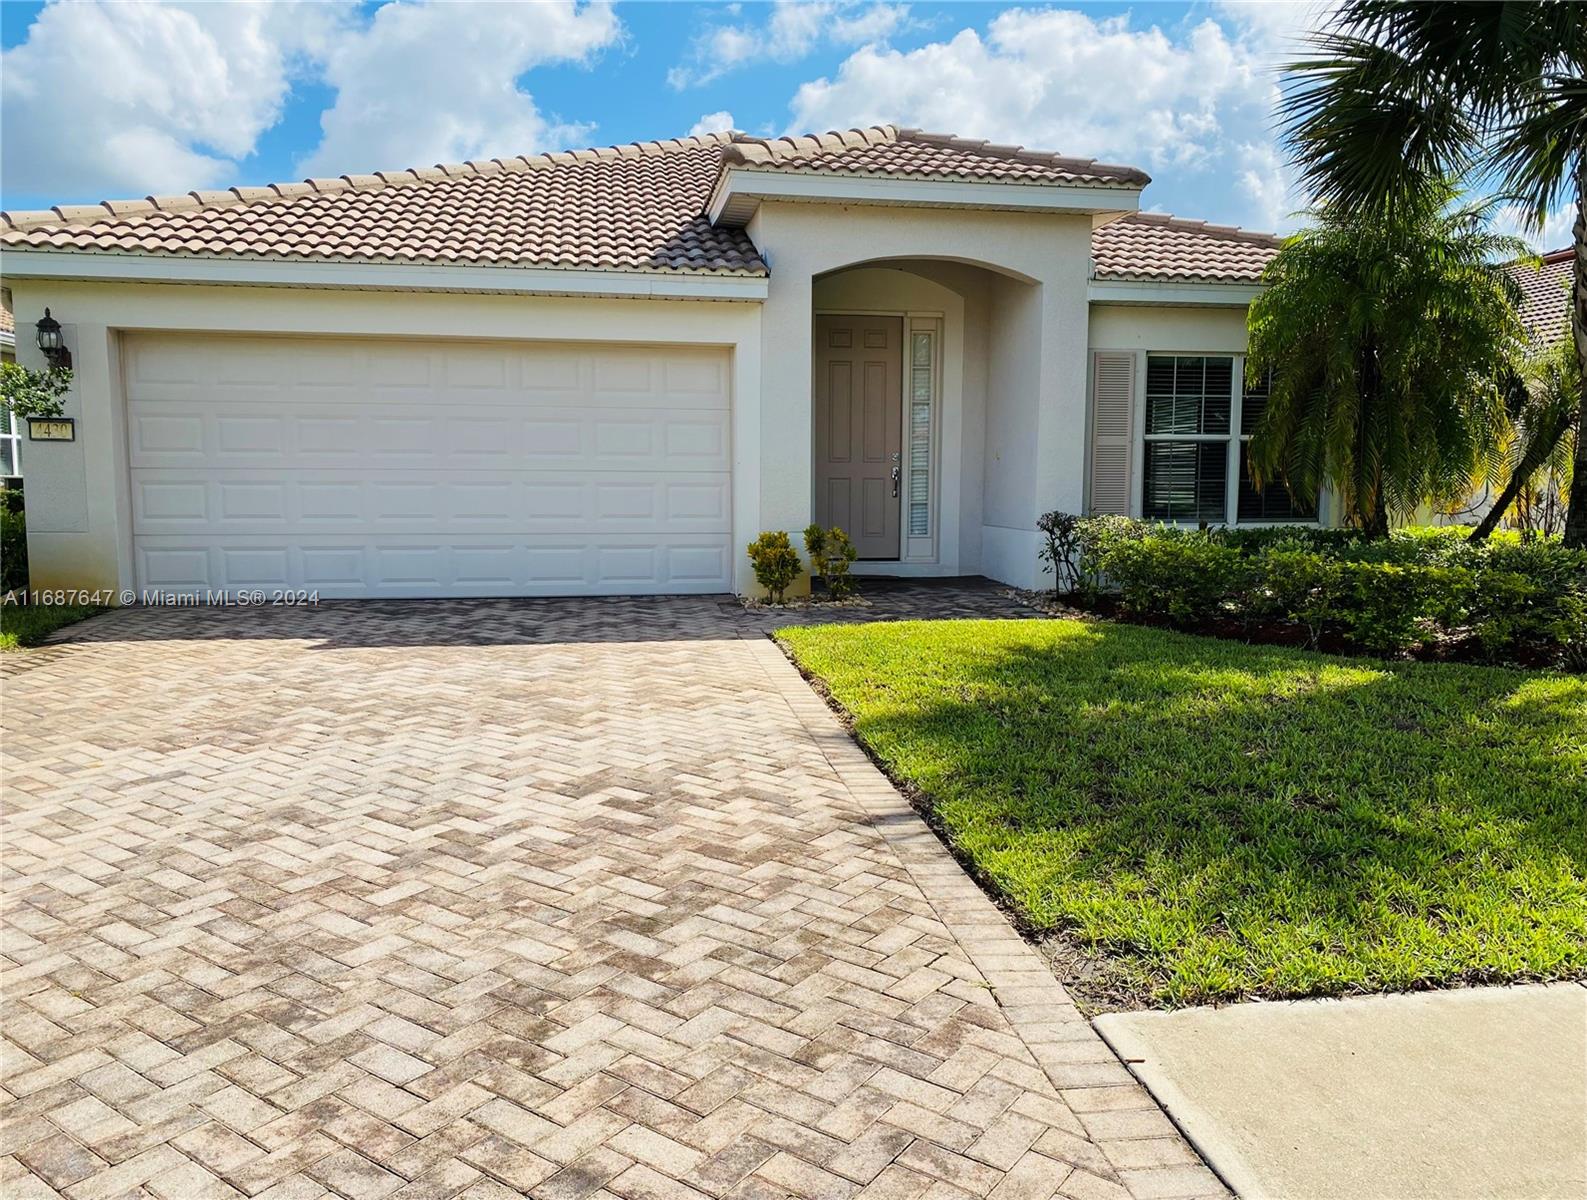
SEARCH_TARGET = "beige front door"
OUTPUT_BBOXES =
[813,314,902,560]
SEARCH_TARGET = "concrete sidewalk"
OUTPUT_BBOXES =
[1095,982,1587,1200]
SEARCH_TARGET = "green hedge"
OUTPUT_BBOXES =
[0,501,25,594]
[1054,516,1586,666]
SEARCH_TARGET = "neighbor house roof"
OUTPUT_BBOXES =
[1510,248,1572,342]
[1091,213,1282,284]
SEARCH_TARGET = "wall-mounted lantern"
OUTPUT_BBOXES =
[36,308,72,369]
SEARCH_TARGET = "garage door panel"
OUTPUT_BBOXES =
[124,332,733,596]
[134,534,732,597]
[129,405,729,472]
[132,470,730,535]
[126,336,728,412]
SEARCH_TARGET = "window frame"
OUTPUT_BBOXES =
[0,405,19,479]
[1138,351,1318,527]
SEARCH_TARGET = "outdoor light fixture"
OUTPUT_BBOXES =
[35,308,71,369]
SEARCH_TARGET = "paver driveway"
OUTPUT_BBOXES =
[1,594,1222,1200]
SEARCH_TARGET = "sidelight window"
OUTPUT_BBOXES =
[907,329,935,537]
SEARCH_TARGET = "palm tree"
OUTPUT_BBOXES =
[1468,332,1579,540]
[1278,0,1587,545]
[1245,191,1527,537]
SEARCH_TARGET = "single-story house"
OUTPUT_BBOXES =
[2,124,1311,598]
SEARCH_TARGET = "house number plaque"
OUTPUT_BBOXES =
[27,417,76,442]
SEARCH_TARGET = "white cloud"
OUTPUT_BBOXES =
[1,0,619,206]
[1,0,350,201]
[792,11,1264,170]
[785,6,1335,231]
[1492,203,1575,254]
[300,1,620,177]
[670,1,908,89]
[1236,140,1303,233]
[688,111,738,139]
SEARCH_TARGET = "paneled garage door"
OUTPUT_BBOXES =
[124,333,733,597]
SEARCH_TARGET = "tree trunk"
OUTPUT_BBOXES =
[1470,406,1575,540]
[1364,496,1390,539]
[1562,174,1587,548]
[1355,343,1391,538]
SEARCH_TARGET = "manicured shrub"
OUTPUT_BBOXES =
[1101,536,1251,624]
[1061,513,1586,665]
[1037,511,1084,594]
[747,531,802,603]
[1072,513,1148,592]
[803,524,859,599]
[1331,562,1466,654]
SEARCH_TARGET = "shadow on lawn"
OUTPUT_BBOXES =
[798,620,1587,1007]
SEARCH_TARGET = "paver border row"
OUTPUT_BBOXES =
[742,636,1231,1200]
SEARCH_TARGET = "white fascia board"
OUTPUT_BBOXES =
[1087,278,1263,307]
[0,250,770,301]
[709,168,1142,225]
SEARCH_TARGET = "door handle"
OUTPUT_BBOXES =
[891,465,901,498]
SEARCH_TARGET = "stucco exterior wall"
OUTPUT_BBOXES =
[1088,303,1250,353]
[7,280,765,594]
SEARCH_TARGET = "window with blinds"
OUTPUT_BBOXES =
[1238,369,1315,521]
[1143,355,1232,522]
[1138,354,1317,525]
[908,329,934,537]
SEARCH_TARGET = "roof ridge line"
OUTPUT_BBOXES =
[894,128,1150,186]
[1123,211,1282,246]
[1,131,743,234]
[721,125,899,166]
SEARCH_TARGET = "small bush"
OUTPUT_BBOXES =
[804,524,859,599]
[1073,513,1148,592]
[1103,537,1251,624]
[1,503,26,594]
[1037,511,1084,594]
[747,531,803,603]
[1331,563,1462,654]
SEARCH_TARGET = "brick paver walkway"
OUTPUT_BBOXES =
[1,587,1224,1200]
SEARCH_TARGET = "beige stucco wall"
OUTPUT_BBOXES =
[1088,303,1250,353]
[6,279,764,594]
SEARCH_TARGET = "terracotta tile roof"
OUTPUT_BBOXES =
[1,132,767,275]
[1509,248,1572,342]
[723,127,1150,188]
[1091,213,1281,284]
[0,126,1150,277]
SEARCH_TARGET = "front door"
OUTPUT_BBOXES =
[813,314,902,560]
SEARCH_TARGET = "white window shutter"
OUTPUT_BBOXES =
[1089,351,1136,514]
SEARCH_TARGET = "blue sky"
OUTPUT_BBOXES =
[0,1,1571,247]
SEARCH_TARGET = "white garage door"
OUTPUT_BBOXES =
[124,333,733,597]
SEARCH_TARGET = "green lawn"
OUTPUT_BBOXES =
[0,604,105,650]
[777,618,1587,1008]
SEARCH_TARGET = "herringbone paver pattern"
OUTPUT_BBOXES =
[1,589,1225,1200]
